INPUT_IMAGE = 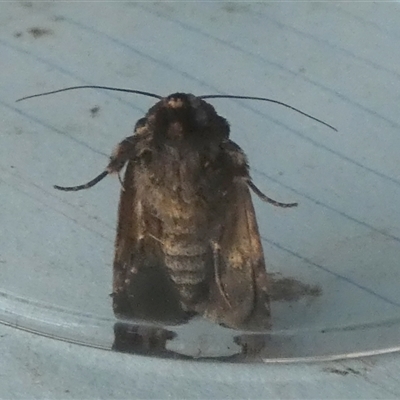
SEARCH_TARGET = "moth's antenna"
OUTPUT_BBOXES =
[16,85,163,102]
[17,88,336,132]
[54,170,109,192]
[200,94,337,132]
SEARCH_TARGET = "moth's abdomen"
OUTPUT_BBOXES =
[163,236,209,305]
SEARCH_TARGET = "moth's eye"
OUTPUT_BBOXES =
[134,117,147,133]
[140,150,153,164]
[194,108,208,126]
[217,117,230,138]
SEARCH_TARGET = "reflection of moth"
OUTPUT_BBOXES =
[112,323,178,357]
[112,322,269,361]
[18,87,335,330]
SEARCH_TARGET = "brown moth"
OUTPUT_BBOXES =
[17,86,335,330]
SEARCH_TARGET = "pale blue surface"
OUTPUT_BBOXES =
[2,322,400,399]
[1,1,400,397]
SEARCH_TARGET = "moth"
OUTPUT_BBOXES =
[18,86,335,330]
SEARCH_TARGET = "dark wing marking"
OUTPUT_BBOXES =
[112,160,189,325]
[204,179,271,331]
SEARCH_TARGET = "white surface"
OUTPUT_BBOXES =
[1,0,400,396]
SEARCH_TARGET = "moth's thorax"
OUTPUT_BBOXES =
[134,139,228,238]
[135,149,217,227]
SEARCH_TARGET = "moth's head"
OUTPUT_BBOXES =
[146,93,230,145]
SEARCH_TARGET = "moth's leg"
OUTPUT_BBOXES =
[247,180,298,208]
[107,118,146,174]
[54,170,109,191]
[210,240,232,307]
[107,135,137,174]
[117,171,125,191]
[221,139,298,208]
[54,135,137,191]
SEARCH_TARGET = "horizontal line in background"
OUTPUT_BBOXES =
[5,89,399,250]
[337,6,400,40]
[0,99,107,157]
[0,38,148,115]
[255,169,400,246]
[60,14,400,191]
[0,164,114,241]
[1,4,399,310]
[254,6,400,81]
[138,4,400,130]
[264,236,400,308]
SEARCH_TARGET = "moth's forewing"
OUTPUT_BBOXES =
[204,180,271,331]
[112,161,189,325]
